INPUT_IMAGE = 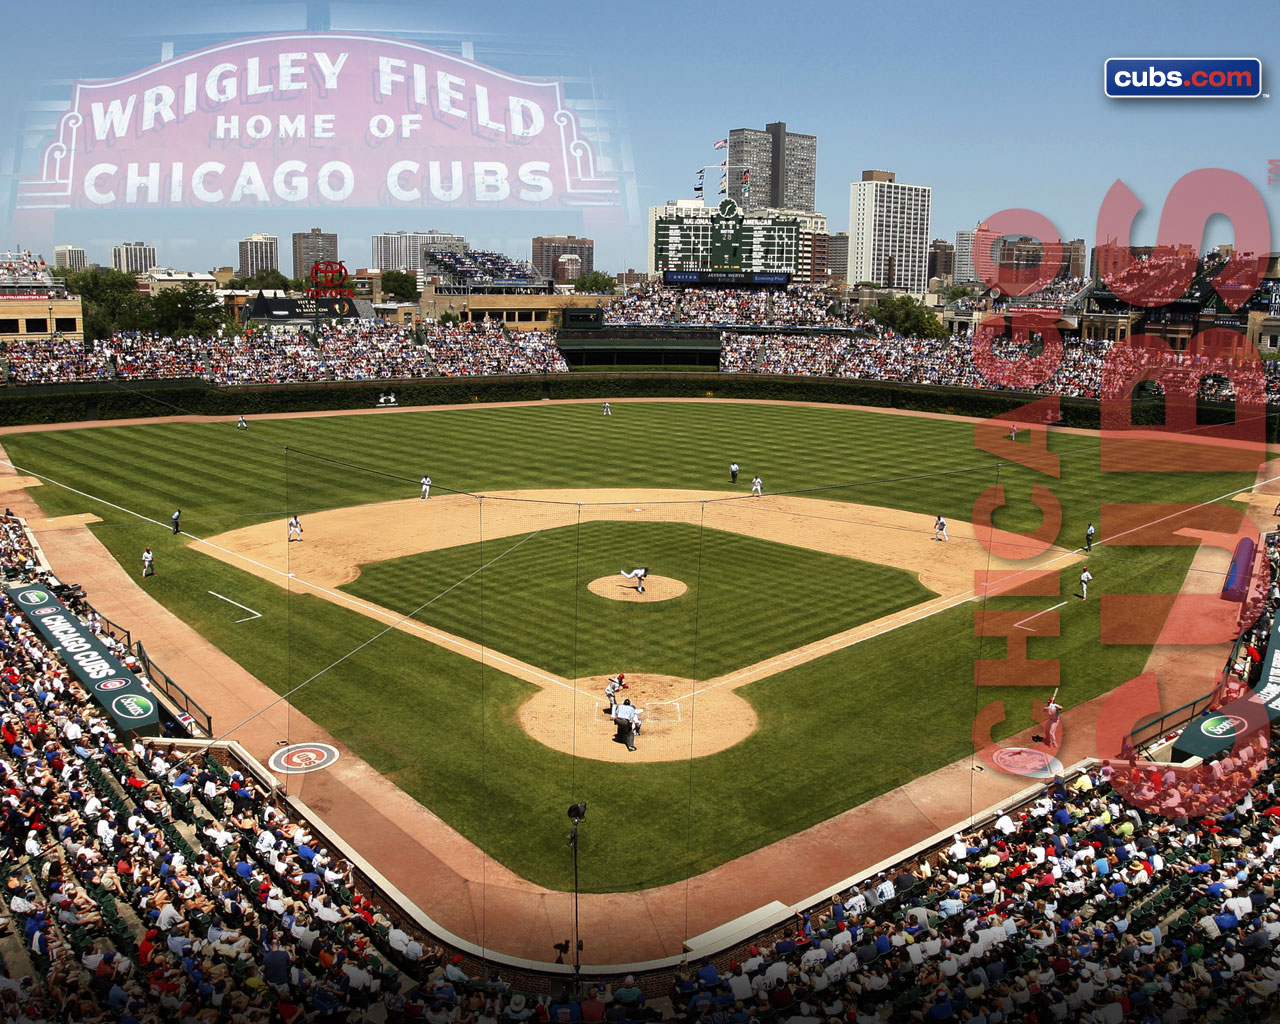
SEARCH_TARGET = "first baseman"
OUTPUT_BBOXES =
[1080,566,1093,599]
[287,515,304,542]
[933,515,949,542]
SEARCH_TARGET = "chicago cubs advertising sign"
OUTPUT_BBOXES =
[18,34,618,211]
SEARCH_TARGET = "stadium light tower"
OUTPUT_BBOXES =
[567,801,587,975]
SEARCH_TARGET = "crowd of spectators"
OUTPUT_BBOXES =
[992,278,1088,311]
[0,251,48,285]
[606,285,845,328]
[720,334,851,376]
[2,321,568,385]
[425,249,536,285]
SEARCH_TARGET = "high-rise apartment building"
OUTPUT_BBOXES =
[847,171,931,293]
[928,239,955,282]
[727,122,817,213]
[292,228,339,279]
[954,228,977,284]
[371,231,467,273]
[54,245,87,271]
[237,234,279,278]
[110,242,157,274]
[531,236,595,280]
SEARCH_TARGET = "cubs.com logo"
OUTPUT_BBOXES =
[111,693,154,721]
[32,607,58,616]
[95,679,129,692]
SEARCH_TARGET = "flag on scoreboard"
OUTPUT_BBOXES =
[741,171,750,182]
[713,138,727,150]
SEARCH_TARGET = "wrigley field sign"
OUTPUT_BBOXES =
[17,33,618,211]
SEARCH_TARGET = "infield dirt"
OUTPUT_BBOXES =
[200,489,1087,762]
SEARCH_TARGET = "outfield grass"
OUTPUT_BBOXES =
[341,521,936,679]
[1,401,1257,890]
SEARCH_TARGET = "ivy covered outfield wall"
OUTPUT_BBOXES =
[0,374,1270,438]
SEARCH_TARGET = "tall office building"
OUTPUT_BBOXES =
[847,171,931,293]
[237,234,279,278]
[292,228,339,279]
[928,239,955,282]
[371,230,467,273]
[827,232,849,285]
[111,242,157,274]
[954,228,977,284]
[531,235,595,280]
[727,122,817,213]
[54,245,87,271]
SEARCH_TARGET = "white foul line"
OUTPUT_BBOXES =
[1014,601,1068,631]
[208,590,262,623]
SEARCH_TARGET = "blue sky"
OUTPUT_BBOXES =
[1,0,1276,272]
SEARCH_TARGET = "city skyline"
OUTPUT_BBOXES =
[0,0,1274,273]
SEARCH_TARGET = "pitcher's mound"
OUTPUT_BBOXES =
[588,575,687,602]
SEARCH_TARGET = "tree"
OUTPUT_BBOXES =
[61,268,154,339]
[862,294,948,340]
[571,271,617,294]
[381,270,419,302]
[944,285,975,304]
[225,268,303,293]
[151,283,231,337]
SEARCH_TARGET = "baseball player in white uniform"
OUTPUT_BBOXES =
[603,673,628,713]
[420,475,432,500]
[602,402,612,416]
[1045,694,1063,748]
[1008,424,1017,442]
[1080,566,1093,599]
[751,475,763,496]
[142,547,155,578]
[933,515,949,542]
[619,567,649,593]
[236,415,248,430]
[287,515,304,542]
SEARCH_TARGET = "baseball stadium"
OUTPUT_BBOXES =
[2,6,1280,1020]
[1,248,1280,1023]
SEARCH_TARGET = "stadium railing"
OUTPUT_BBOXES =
[132,639,213,736]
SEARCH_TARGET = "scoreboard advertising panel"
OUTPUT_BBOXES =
[18,34,619,212]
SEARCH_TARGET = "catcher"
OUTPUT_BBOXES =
[603,673,629,714]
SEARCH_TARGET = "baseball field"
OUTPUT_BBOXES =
[0,399,1257,893]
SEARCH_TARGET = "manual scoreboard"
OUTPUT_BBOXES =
[654,199,800,275]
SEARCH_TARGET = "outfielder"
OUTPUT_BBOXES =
[603,673,628,713]
[751,475,763,497]
[933,515,949,542]
[420,475,432,500]
[236,415,248,430]
[1080,566,1093,600]
[287,515,304,542]
[619,567,649,594]
[603,402,612,416]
